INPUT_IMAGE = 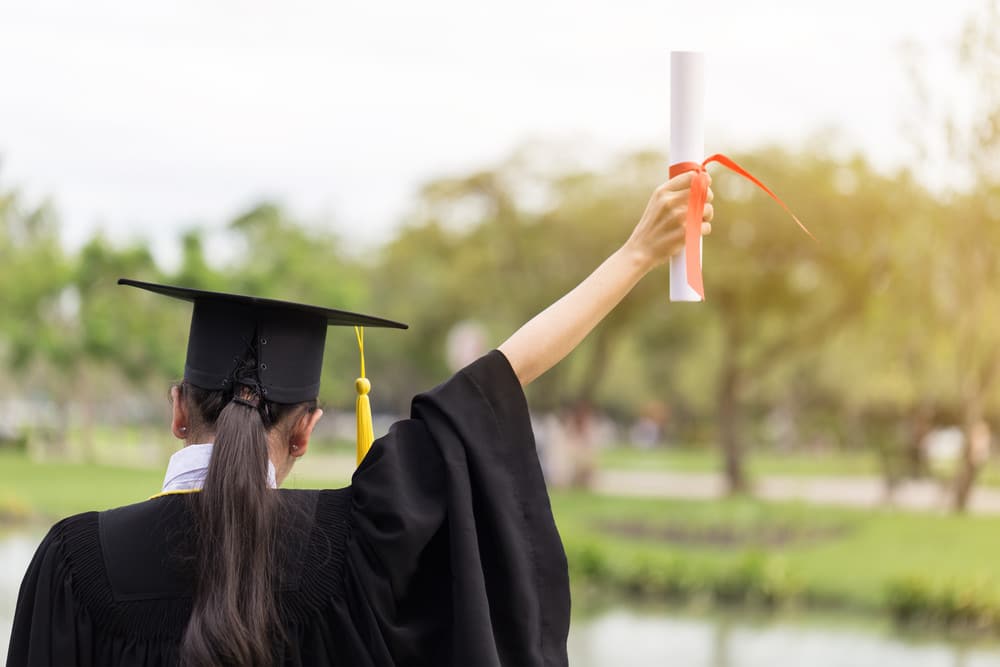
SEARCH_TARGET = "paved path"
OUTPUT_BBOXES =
[594,470,1000,514]
[305,453,1000,514]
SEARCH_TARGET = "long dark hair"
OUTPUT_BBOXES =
[176,375,315,667]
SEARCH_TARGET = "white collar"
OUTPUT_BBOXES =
[161,443,278,492]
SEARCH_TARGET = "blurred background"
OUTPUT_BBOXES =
[3,0,1000,664]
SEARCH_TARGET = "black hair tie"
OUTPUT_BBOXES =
[232,381,263,409]
[232,394,261,409]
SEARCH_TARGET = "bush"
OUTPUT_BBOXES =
[0,494,33,523]
[0,427,28,454]
[565,535,801,609]
[886,574,1000,631]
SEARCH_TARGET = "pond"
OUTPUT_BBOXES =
[1,530,43,665]
[568,602,1000,667]
[3,530,1000,666]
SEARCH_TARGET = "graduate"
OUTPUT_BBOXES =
[7,171,714,667]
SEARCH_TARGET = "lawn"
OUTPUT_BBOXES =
[0,451,344,520]
[4,452,1000,628]
[551,491,1000,613]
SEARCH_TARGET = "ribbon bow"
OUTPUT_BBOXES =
[669,153,815,300]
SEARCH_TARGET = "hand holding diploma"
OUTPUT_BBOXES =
[627,170,715,270]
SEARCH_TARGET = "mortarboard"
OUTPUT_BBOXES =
[119,278,407,464]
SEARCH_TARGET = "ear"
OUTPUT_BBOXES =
[288,408,323,458]
[170,385,189,441]
[289,408,323,458]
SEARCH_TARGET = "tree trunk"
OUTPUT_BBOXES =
[718,353,748,495]
[904,404,932,479]
[953,397,989,512]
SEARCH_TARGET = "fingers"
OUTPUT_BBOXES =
[664,171,696,191]
[640,176,716,261]
[663,221,713,257]
[659,174,715,200]
[663,225,686,251]
[665,170,712,190]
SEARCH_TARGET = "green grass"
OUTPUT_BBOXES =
[551,491,1000,627]
[0,451,165,519]
[0,451,343,520]
[5,452,1000,629]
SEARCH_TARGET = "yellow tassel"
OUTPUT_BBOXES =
[355,327,374,466]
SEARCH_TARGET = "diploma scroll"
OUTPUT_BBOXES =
[669,51,705,302]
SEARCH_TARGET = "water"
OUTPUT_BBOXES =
[2,530,999,666]
[568,605,1000,667]
[1,530,44,665]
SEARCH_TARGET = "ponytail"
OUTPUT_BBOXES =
[178,380,312,667]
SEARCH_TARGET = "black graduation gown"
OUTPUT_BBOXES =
[7,350,570,667]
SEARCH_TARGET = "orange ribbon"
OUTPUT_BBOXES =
[669,153,814,300]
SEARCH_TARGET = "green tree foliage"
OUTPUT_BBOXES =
[0,186,73,374]
[891,0,1000,509]
[75,236,178,382]
[696,150,911,492]
[1,125,997,511]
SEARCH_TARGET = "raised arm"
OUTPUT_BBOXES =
[498,171,713,386]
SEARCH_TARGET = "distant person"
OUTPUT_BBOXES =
[541,401,599,490]
[565,400,599,490]
[7,172,713,666]
[631,400,671,449]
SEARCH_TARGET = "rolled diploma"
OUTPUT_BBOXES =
[669,51,705,302]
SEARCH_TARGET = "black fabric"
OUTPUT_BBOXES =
[184,300,328,403]
[7,350,570,667]
[118,279,408,403]
[117,279,408,330]
[98,491,318,601]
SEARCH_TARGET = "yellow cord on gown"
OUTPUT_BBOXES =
[355,326,374,466]
[148,488,201,500]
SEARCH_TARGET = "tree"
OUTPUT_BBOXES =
[0,185,74,376]
[902,0,1000,510]
[686,149,906,492]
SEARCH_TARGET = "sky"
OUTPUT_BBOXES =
[0,0,980,268]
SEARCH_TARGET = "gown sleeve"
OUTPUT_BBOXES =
[6,521,91,667]
[345,349,570,667]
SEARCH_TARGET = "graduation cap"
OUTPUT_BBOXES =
[119,278,407,464]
